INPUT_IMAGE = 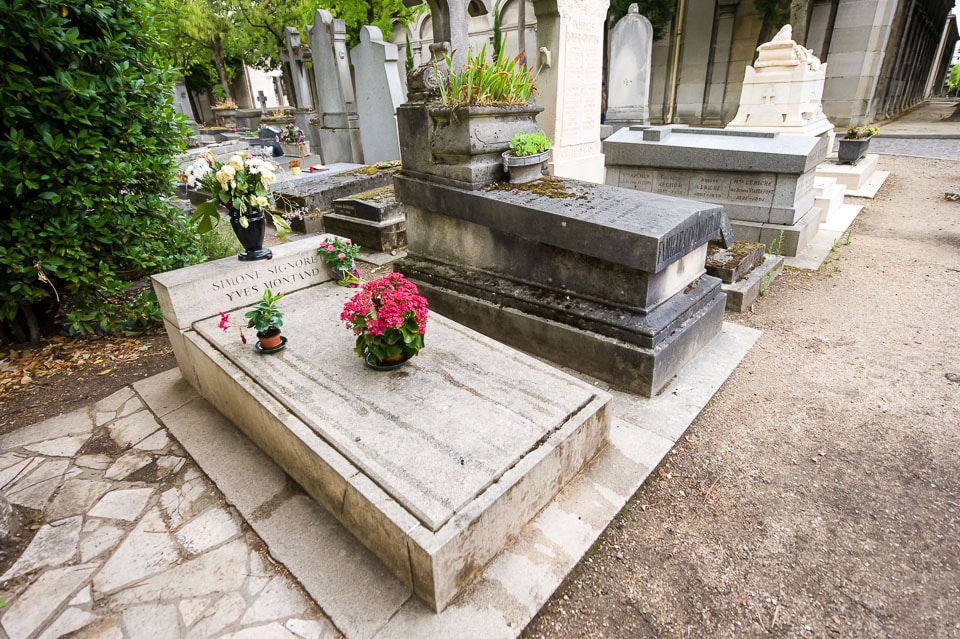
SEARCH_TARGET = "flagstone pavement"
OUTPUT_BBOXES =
[0,384,339,639]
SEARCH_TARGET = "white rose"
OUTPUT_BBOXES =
[228,155,244,171]
[260,170,276,186]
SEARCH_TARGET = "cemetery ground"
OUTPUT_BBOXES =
[1,150,958,635]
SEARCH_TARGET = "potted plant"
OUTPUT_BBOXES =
[340,273,429,369]
[318,236,361,287]
[189,153,292,261]
[246,289,286,351]
[397,42,545,189]
[503,131,552,184]
[280,124,310,157]
[838,126,879,164]
[288,158,301,175]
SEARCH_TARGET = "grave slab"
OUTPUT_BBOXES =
[604,125,828,256]
[327,185,406,251]
[394,174,727,396]
[721,254,784,312]
[165,273,610,612]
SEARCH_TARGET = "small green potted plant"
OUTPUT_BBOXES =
[341,273,429,370]
[318,236,361,287]
[838,126,879,164]
[246,289,286,351]
[280,124,310,157]
[503,131,552,184]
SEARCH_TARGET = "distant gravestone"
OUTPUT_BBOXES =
[350,26,403,163]
[308,10,362,164]
[281,27,313,110]
[605,4,652,128]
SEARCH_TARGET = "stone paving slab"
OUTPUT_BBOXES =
[0,386,339,639]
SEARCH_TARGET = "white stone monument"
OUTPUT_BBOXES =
[532,0,609,184]
[605,4,652,129]
[350,26,403,164]
[725,25,833,138]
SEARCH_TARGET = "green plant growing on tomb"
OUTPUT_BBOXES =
[435,42,537,107]
[768,229,785,258]
[492,0,504,62]
[508,131,552,157]
[845,126,879,140]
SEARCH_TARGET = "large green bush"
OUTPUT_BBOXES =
[0,0,203,344]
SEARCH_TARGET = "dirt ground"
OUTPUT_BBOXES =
[2,154,959,638]
[524,156,960,638]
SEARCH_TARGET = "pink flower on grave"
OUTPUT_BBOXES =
[337,252,346,260]
[340,273,428,365]
[218,311,247,344]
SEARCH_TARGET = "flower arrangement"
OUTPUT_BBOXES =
[341,273,428,366]
[281,124,306,144]
[189,153,290,239]
[318,236,361,271]
[319,236,361,287]
[508,131,552,157]
[844,126,879,140]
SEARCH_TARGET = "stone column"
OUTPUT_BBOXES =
[532,0,609,183]
[703,0,738,124]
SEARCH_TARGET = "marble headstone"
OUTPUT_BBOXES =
[606,4,652,128]
[350,26,403,164]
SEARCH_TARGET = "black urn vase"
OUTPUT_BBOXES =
[229,208,273,261]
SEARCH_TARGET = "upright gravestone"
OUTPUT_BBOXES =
[350,26,403,164]
[308,10,362,165]
[605,4,652,129]
[280,27,313,111]
[531,0,609,184]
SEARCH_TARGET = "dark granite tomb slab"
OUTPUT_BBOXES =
[326,186,406,251]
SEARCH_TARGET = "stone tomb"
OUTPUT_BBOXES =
[151,238,610,613]
[327,185,406,252]
[395,175,728,397]
[604,125,828,256]
[271,164,400,233]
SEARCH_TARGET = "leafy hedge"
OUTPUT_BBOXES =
[0,0,203,343]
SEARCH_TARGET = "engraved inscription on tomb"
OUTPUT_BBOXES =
[728,175,776,205]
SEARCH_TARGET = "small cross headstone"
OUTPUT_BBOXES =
[257,91,268,114]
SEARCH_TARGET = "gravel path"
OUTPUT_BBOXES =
[524,153,960,638]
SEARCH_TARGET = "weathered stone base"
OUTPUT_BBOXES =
[399,257,726,397]
[815,177,846,222]
[731,205,822,257]
[816,154,885,193]
[178,285,610,613]
[721,253,784,312]
[322,212,406,252]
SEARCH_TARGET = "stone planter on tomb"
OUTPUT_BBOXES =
[281,141,311,158]
[502,149,551,184]
[397,102,545,190]
[837,138,871,165]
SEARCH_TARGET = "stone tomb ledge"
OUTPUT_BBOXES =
[176,283,610,612]
[394,175,728,397]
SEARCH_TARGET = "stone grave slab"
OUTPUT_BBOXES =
[272,164,401,233]
[604,125,828,256]
[395,174,727,396]
[154,241,610,611]
[326,185,406,251]
[705,240,765,284]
